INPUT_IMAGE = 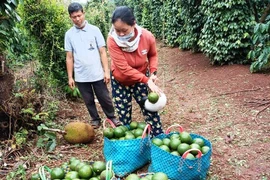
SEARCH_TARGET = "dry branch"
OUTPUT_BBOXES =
[42,127,66,135]
[212,88,270,124]
[244,98,270,107]
[244,97,270,124]
[211,87,261,97]
[254,103,270,124]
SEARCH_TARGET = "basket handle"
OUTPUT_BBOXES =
[165,124,184,134]
[182,148,203,159]
[103,118,116,129]
[38,165,51,180]
[106,160,113,180]
[142,124,151,138]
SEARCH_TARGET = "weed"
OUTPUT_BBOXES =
[6,165,27,180]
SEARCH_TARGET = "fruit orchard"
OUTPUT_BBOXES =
[0,0,269,180]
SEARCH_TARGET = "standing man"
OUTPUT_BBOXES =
[64,2,122,129]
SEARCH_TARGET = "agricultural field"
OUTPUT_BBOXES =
[1,41,270,179]
[0,0,269,179]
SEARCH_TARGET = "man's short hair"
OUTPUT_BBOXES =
[68,2,83,15]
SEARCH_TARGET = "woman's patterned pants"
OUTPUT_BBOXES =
[111,76,164,137]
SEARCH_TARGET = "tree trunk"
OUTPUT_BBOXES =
[245,0,259,22]
[260,4,270,23]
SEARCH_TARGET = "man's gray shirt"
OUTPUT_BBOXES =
[65,22,105,82]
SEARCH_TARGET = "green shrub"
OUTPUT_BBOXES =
[124,0,181,46]
[122,0,143,24]
[149,0,163,39]
[0,0,21,54]
[85,0,115,40]
[248,21,270,72]
[163,0,182,47]
[116,0,269,68]
[19,0,70,89]
[4,24,37,68]
[177,0,205,51]
[199,0,255,65]
[141,0,152,31]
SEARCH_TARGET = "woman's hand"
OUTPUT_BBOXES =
[149,73,158,83]
[147,79,163,94]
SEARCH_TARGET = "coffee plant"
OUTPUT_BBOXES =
[85,0,115,40]
[198,0,255,65]
[177,0,205,52]
[140,0,152,31]
[149,0,164,39]
[121,0,268,69]
[163,0,182,47]
[248,20,270,72]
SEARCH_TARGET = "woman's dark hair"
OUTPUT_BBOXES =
[68,2,83,15]
[111,6,136,26]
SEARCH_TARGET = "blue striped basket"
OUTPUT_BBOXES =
[103,119,151,177]
[148,125,212,180]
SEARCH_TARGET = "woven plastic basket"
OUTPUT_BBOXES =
[148,124,212,180]
[103,119,151,177]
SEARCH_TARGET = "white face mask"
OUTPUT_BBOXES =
[117,30,135,42]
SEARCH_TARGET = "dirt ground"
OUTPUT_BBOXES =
[1,41,270,180]
[0,56,14,140]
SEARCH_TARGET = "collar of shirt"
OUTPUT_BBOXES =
[74,20,88,32]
